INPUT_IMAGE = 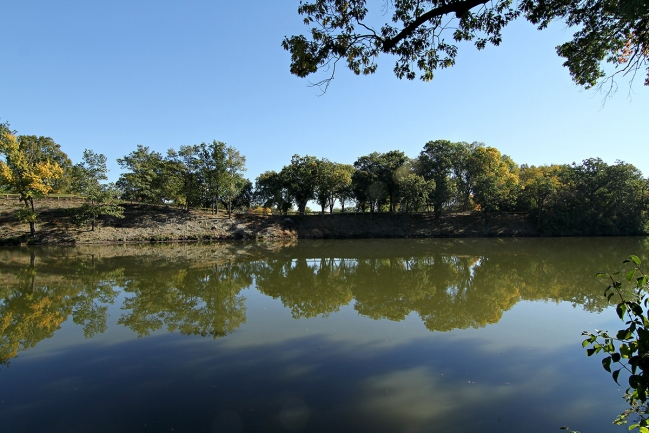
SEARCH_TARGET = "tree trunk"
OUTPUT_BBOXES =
[24,198,36,236]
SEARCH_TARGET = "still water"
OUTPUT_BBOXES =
[0,238,646,432]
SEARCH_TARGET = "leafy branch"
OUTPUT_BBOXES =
[583,255,649,431]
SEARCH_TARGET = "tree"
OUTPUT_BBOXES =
[0,124,65,236]
[468,146,519,215]
[231,179,254,211]
[518,164,562,229]
[198,140,228,215]
[281,154,320,214]
[419,140,460,218]
[254,170,292,214]
[283,0,649,91]
[548,158,648,235]
[333,163,355,212]
[165,145,204,211]
[70,150,124,231]
[398,173,433,213]
[223,146,247,218]
[314,158,338,213]
[116,145,170,204]
[353,151,408,213]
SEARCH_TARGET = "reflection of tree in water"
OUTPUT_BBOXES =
[255,258,353,318]
[2,240,646,365]
[0,251,123,367]
[118,263,250,338]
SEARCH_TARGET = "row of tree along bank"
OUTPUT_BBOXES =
[1,120,647,237]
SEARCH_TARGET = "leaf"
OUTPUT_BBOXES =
[586,348,596,356]
[613,368,621,384]
[617,304,628,319]
[617,329,632,340]
[602,356,612,372]
[627,269,637,282]
[629,255,641,265]
[582,339,590,348]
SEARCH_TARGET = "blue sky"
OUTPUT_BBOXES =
[3,0,648,183]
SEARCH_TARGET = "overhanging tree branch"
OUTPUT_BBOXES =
[382,0,490,52]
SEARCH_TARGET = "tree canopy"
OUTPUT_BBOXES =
[283,0,649,90]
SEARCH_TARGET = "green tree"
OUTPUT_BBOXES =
[223,146,247,218]
[352,151,408,213]
[518,164,562,229]
[70,150,124,231]
[198,140,228,215]
[468,146,520,215]
[314,158,338,214]
[419,140,460,218]
[281,154,320,214]
[548,158,648,235]
[333,163,355,212]
[254,170,292,214]
[450,141,482,211]
[116,145,170,204]
[165,145,204,210]
[231,179,254,211]
[399,173,433,213]
[0,124,65,236]
[283,0,649,90]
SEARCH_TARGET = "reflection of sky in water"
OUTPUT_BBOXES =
[0,239,639,432]
[2,289,627,432]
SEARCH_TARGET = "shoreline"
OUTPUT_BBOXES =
[0,200,542,246]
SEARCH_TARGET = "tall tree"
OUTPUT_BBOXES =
[70,150,124,231]
[419,140,459,218]
[166,145,204,210]
[353,151,408,212]
[223,146,247,218]
[281,154,320,214]
[334,163,355,212]
[254,170,292,214]
[0,124,65,236]
[116,145,169,204]
[468,146,520,215]
[199,141,228,215]
[314,158,338,214]
[283,0,649,91]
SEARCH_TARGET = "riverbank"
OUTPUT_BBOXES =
[0,199,539,245]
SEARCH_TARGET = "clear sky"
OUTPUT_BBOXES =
[3,0,648,183]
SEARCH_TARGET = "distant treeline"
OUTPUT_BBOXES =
[1,120,647,235]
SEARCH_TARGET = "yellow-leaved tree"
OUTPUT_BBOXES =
[0,122,64,236]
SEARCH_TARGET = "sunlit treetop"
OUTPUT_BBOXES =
[282,0,649,91]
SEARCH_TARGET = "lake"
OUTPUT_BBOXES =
[1,238,646,432]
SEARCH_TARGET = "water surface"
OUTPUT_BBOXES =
[1,238,646,432]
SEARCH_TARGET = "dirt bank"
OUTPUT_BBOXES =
[0,199,539,245]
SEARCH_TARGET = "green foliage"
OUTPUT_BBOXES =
[284,0,649,90]
[352,151,408,212]
[116,145,170,204]
[0,124,66,235]
[254,170,292,213]
[419,140,459,217]
[545,159,648,235]
[583,256,649,428]
[280,154,320,214]
[71,150,124,231]
[223,146,247,218]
